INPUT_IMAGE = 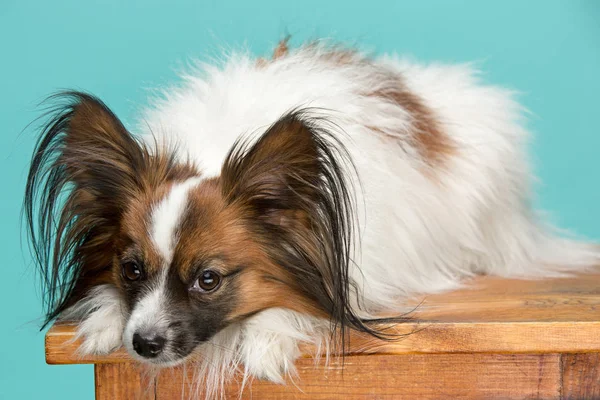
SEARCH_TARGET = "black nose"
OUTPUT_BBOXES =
[132,332,166,358]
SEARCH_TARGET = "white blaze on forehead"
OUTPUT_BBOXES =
[125,176,202,357]
[150,177,203,262]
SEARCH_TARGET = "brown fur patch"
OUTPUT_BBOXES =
[115,185,169,284]
[272,37,290,60]
[256,39,452,165]
[166,177,325,320]
[256,37,291,67]
[228,268,327,321]
[369,84,454,166]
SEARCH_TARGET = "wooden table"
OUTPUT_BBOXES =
[45,274,600,399]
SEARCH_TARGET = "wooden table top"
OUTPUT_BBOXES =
[45,273,600,365]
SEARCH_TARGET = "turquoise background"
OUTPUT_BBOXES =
[1,0,599,398]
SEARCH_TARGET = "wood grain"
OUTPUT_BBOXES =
[46,273,600,365]
[44,273,600,399]
[154,353,562,399]
[89,354,563,400]
[46,323,130,365]
[561,353,600,399]
[95,363,156,400]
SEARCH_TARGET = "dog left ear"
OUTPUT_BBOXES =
[221,113,322,226]
[221,111,370,349]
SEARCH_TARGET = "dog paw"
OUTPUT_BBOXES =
[62,285,126,356]
[78,320,124,355]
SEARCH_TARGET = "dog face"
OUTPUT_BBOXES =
[25,93,360,365]
[117,176,320,364]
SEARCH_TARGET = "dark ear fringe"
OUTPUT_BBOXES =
[24,92,201,328]
[23,91,144,328]
[222,109,412,353]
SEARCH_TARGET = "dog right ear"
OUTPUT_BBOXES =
[52,91,146,204]
[24,92,146,325]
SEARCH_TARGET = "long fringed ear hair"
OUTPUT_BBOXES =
[24,92,194,327]
[221,110,406,351]
[24,92,146,327]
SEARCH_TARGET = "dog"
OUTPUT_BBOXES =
[24,39,599,395]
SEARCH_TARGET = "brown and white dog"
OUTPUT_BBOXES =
[25,40,599,395]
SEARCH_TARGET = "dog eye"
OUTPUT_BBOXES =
[122,261,143,282]
[191,270,222,292]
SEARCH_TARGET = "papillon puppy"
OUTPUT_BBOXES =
[25,40,599,395]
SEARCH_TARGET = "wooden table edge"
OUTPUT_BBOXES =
[45,320,600,365]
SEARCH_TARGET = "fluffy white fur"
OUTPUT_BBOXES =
[188,309,328,399]
[70,44,599,395]
[61,284,125,356]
